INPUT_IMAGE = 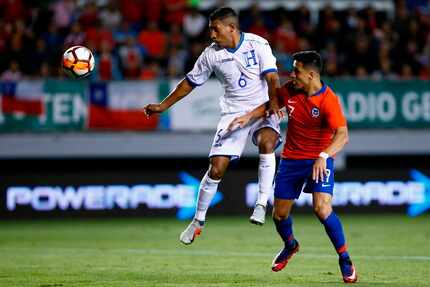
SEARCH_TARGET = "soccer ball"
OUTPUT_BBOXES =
[62,46,95,78]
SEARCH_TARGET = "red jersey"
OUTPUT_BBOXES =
[278,82,347,160]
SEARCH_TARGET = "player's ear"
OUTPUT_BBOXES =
[310,69,319,80]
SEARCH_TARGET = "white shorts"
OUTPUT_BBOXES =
[209,112,282,160]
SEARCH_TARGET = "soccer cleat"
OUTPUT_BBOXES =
[339,256,358,283]
[179,218,204,245]
[249,204,266,225]
[271,240,300,272]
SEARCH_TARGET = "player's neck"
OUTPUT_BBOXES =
[306,80,323,96]
[229,31,242,49]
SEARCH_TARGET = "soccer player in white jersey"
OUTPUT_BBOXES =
[143,7,283,244]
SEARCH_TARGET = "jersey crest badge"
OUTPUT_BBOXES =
[311,107,320,118]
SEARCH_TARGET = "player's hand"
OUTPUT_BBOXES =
[266,100,285,120]
[312,157,328,183]
[143,103,165,118]
[227,114,252,131]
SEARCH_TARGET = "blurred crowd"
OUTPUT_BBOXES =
[0,0,430,81]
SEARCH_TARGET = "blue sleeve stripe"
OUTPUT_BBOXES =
[261,68,278,76]
[185,75,203,87]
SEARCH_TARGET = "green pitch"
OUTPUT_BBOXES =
[0,214,429,287]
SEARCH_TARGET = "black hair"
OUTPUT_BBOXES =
[292,50,322,73]
[209,7,238,22]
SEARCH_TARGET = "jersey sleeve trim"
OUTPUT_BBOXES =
[185,75,203,87]
[261,68,278,77]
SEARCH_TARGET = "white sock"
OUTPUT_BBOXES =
[256,153,276,207]
[194,171,221,222]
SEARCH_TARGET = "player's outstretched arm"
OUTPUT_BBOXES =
[312,126,349,183]
[227,102,268,131]
[143,78,193,117]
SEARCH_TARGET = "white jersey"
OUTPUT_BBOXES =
[186,32,277,114]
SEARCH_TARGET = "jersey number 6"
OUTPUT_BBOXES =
[238,73,247,88]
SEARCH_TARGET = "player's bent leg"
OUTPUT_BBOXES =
[195,156,229,221]
[250,128,279,225]
[313,192,358,283]
[179,156,230,245]
[271,199,299,272]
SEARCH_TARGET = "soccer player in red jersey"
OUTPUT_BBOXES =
[228,51,357,283]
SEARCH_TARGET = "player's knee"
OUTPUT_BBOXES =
[272,209,288,221]
[208,165,225,180]
[313,203,332,220]
[258,141,275,154]
[257,130,278,153]
[258,136,277,153]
